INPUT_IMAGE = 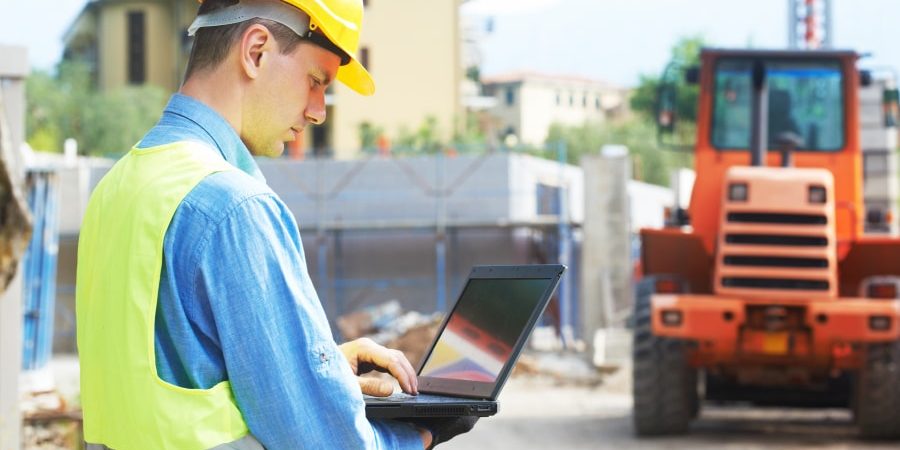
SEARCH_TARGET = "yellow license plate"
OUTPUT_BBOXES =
[763,332,789,355]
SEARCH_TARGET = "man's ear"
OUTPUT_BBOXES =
[239,24,273,80]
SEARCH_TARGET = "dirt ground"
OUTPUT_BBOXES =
[39,356,900,450]
[443,367,899,450]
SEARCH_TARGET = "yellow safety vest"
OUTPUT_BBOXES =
[76,142,250,450]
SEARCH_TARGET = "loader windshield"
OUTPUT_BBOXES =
[711,59,844,152]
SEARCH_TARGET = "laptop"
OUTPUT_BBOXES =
[364,264,566,419]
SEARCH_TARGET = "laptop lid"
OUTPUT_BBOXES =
[416,264,565,400]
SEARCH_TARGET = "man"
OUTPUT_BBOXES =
[76,0,475,448]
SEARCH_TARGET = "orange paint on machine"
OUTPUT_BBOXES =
[633,48,900,439]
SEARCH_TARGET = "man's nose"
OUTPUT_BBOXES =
[305,93,327,125]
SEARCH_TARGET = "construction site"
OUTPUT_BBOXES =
[3,0,900,449]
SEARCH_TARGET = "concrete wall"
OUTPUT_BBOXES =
[0,271,23,450]
[0,43,27,450]
[256,152,584,228]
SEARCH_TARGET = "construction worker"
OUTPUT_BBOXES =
[75,0,476,448]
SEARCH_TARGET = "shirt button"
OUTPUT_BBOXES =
[320,352,328,362]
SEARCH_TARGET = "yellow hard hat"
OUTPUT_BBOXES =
[196,0,374,95]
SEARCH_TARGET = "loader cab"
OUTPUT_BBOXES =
[710,58,844,154]
[659,49,868,259]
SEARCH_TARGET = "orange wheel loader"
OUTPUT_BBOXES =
[633,48,900,439]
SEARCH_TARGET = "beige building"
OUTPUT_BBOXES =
[482,72,630,147]
[62,0,462,159]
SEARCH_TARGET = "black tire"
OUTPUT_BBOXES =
[856,342,900,440]
[632,276,698,436]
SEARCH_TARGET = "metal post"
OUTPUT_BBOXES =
[788,0,798,49]
[556,141,573,347]
[315,157,329,313]
[435,152,447,312]
[334,229,344,323]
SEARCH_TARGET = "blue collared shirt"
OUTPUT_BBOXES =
[137,94,420,450]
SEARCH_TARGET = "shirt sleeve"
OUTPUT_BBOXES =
[190,191,422,450]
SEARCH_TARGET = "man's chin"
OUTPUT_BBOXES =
[246,143,287,159]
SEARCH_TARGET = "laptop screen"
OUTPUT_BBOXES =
[419,277,553,383]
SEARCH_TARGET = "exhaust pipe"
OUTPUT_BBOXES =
[750,60,768,167]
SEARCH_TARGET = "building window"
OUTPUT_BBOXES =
[556,91,561,106]
[582,93,588,108]
[360,46,370,71]
[596,97,602,110]
[569,93,574,106]
[127,11,146,85]
[506,87,515,106]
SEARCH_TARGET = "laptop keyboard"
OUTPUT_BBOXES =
[365,393,461,403]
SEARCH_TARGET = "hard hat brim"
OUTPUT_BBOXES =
[337,56,374,96]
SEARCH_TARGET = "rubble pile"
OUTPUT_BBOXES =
[338,300,443,367]
[337,300,605,386]
[21,390,82,450]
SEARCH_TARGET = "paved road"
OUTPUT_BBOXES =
[442,372,897,450]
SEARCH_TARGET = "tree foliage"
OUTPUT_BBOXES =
[544,118,691,187]
[25,61,168,156]
[630,35,705,125]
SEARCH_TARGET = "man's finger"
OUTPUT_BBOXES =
[358,376,394,397]
[378,350,417,394]
[358,343,419,394]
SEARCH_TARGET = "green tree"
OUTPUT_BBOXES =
[357,121,384,152]
[395,116,444,154]
[25,61,167,156]
[544,119,692,187]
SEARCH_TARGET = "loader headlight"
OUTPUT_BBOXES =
[728,183,748,202]
[869,315,892,331]
[809,185,827,204]
[661,310,683,327]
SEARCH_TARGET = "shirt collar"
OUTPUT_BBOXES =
[162,93,266,182]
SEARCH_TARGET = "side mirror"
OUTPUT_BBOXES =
[860,70,873,87]
[684,66,700,85]
[656,83,677,134]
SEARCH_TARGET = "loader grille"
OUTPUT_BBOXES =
[723,255,828,268]
[724,234,828,246]
[727,212,827,225]
[721,277,830,291]
[717,200,833,297]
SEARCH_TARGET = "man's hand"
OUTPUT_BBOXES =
[339,337,418,396]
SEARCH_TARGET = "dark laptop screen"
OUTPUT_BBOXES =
[419,278,552,383]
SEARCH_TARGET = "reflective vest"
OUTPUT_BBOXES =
[76,142,249,450]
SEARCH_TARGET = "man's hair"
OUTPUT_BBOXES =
[184,0,305,79]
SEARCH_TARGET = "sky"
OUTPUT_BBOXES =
[2,0,900,87]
